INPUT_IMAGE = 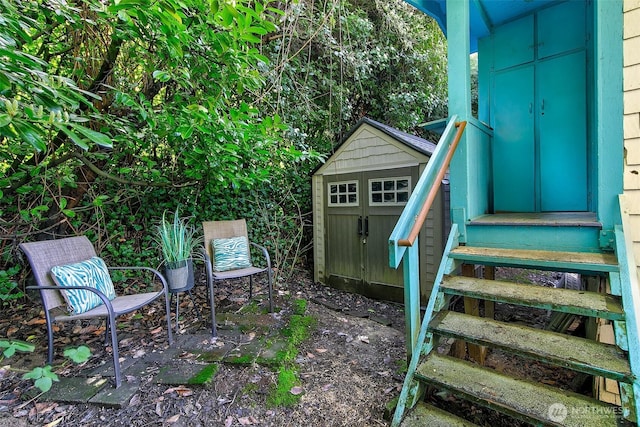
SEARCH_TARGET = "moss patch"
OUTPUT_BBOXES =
[188,364,219,385]
[264,300,316,408]
[267,368,301,407]
[283,314,316,347]
[225,354,255,365]
[292,298,307,315]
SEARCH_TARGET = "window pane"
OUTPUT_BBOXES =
[339,195,347,203]
[348,194,357,203]
[330,195,338,204]
[348,183,357,193]
[339,184,346,193]
[330,185,337,194]
[368,177,410,205]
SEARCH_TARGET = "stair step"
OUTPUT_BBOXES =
[449,246,618,273]
[441,275,624,320]
[401,402,478,427]
[469,212,601,227]
[415,353,620,427]
[430,311,631,381]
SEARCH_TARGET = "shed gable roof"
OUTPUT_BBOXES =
[314,117,436,176]
[351,117,437,156]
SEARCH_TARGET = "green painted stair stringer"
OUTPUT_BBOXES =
[390,224,462,427]
[392,224,640,425]
[614,223,640,422]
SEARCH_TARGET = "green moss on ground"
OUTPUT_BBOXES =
[292,298,307,315]
[188,364,219,385]
[264,299,317,407]
[213,298,316,408]
[225,354,255,365]
[267,368,301,407]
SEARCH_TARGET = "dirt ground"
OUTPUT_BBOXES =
[0,270,407,427]
[0,266,590,427]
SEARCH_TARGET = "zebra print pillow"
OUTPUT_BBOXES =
[50,257,116,314]
[212,236,251,272]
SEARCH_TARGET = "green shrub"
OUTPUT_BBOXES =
[0,266,22,304]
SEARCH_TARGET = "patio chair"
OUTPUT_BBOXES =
[19,236,173,388]
[203,219,273,337]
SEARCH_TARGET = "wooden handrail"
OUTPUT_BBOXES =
[398,121,466,247]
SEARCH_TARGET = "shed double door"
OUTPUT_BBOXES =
[491,1,588,212]
[325,168,415,289]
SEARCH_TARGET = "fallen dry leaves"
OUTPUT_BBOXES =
[163,385,193,397]
[165,414,180,423]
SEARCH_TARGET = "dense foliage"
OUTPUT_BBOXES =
[0,0,447,298]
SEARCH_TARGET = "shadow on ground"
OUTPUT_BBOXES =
[40,312,287,408]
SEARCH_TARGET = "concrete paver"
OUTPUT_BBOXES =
[88,381,139,408]
[42,376,108,404]
[36,311,287,407]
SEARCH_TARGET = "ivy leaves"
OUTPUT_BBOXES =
[1,341,91,393]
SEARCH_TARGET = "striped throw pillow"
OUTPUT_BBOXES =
[212,237,251,272]
[50,257,116,314]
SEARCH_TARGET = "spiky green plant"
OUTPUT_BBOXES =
[156,208,201,267]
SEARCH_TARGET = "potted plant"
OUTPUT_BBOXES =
[156,208,201,292]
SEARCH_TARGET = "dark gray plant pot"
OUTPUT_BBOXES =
[165,258,194,292]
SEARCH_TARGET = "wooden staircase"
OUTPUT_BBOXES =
[392,236,638,426]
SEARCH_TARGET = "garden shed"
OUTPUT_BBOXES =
[312,117,449,303]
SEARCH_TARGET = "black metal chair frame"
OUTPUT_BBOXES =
[20,236,174,388]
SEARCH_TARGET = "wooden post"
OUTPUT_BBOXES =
[462,264,487,364]
[403,241,421,361]
[483,266,495,320]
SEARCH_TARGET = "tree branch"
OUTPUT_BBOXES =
[71,152,197,188]
[8,151,77,191]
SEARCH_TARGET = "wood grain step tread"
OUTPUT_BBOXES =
[469,212,601,228]
[415,353,620,427]
[429,311,631,381]
[441,275,624,320]
[449,246,618,273]
[400,402,478,427]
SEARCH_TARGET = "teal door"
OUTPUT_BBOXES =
[490,1,588,212]
[538,51,587,211]
[493,66,535,212]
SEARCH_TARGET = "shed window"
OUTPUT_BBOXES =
[369,177,411,206]
[328,181,359,207]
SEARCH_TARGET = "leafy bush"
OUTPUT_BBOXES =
[0,266,22,303]
[1,0,448,298]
